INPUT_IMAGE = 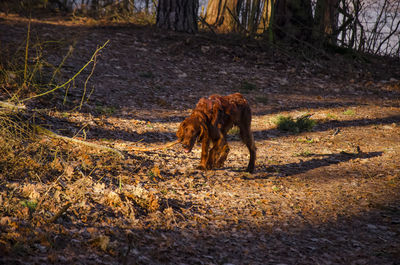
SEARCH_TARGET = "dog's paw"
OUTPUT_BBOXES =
[197,164,207,170]
[206,162,214,170]
[246,165,254,173]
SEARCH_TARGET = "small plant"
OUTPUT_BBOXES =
[239,80,257,92]
[146,121,153,128]
[274,115,296,132]
[147,165,161,180]
[147,170,155,178]
[294,150,313,157]
[273,114,316,133]
[297,137,314,144]
[95,105,116,115]
[255,95,269,104]
[20,200,38,211]
[139,71,154,78]
[271,185,280,191]
[343,109,355,115]
[296,115,317,132]
[325,113,337,120]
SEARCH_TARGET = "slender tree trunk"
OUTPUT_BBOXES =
[243,0,250,29]
[157,0,199,33]
[90,0,99,18]
[248,0,262,34]
[145,0,149,13]
[205,0,239,33]
[349,0,361,49]
[258,0,274,39]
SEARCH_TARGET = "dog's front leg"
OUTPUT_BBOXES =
[207,136,229,169]
[198,138,210,170]
[206,129,222,169]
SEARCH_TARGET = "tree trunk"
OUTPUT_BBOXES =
[205,0,239,33]
[258,0,274,39]
[244,0,262,34]
[273,0,313,42]
[157,0,199,33]
[313,0,339,44]
[90,0,99,18]
[250,0,263,33]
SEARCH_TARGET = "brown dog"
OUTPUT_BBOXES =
[177,93,256,172]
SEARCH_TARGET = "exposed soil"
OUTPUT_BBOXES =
[1,13,400,265]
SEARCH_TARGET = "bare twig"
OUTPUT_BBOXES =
[23,17,31,86]
[49,43,75,86]
[47,202,72,223]
[198,16,217,35]
[80,45,98,109]
[20,40,110,103]
[0,101,26,111]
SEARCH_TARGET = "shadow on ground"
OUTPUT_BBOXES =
[1,201,399,264]
[253,151,382,177]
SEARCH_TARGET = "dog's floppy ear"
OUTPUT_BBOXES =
[207,102,222,139]
[176,120,186,140]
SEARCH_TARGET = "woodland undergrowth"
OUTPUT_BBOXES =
[0,20,160,235]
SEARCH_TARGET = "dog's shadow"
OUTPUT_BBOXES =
[223,151,382,178]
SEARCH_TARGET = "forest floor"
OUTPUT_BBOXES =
[1,13,400,265]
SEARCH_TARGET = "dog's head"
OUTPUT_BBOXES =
[177,116,206,153]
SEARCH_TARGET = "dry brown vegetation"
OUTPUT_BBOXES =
[0,13,400,264]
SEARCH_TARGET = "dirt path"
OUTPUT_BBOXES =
[1,14,400,264]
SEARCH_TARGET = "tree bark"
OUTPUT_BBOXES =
[205,0,239,33]
[258,0,274,39]
[313,0,340,44]
[157,0,199,33]
[246,0,263,34]
[273,0,313,42]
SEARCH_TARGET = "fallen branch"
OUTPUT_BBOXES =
[126,140,179,152]
[34,125,125,158]
[47,202,72,223]
[34,124,178,156]
[0,101,26,111]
